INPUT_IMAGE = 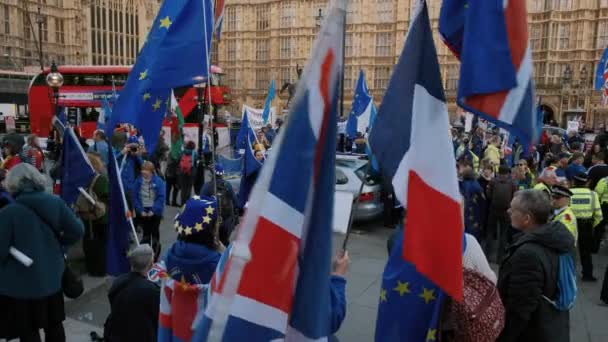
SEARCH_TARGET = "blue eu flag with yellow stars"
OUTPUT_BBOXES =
[109,0,214,153]
[375,229,445,342]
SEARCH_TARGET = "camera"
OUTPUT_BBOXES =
[129,145,138,153]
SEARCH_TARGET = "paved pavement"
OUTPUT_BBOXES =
[57,207,608,341]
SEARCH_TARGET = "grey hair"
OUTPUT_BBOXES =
[5,163,48,193]
[128,244,154,273]
[514,189,552,225]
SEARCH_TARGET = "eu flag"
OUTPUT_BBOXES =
[60,127,96,206]
[238,129,263,207]
[236,109,252,152]
[262,80,276,125]
[346,70,372,139]
[106,147,132,276]
[375,230,444,341]
[109,0,214,153]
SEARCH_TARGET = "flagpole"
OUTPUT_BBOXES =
[342,160,370,251]
[202,0,222,243]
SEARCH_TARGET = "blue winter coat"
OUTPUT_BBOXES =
[165,241,221,285]
[115,150,143,194]
[132,175,166,216]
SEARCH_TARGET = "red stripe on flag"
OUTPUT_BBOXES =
[170,285,201,341]
[403,171,464,301]
[504,0,528,71]
[159,313,172,329]
[237,217,300,313]
[313,50,335,180]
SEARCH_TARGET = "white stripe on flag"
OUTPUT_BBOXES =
[284,325,329,342]
[231,294,288,333]
[259,193,305,238]
[392,84,462,207]
[498,45,533,125]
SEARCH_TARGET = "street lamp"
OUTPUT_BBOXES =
[580,66,588,87]
[315,9,324,27]
[46,61,64,118]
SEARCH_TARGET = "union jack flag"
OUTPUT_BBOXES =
[439,0,538,144]
[214,0,225,40]
[194,0,346,340]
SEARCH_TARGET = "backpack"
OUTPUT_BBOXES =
[543,253,577,311]
[216,180,234,219]
[74,175,107,221]
[179,152,194,175]
[444,268,505,342]
[489,177,516,212]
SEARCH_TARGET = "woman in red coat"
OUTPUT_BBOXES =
[1,141,21,171]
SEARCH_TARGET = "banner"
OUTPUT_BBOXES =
[162,125,171,148]
[242,105,275,131]
[4,116,15,132]
[567,120,579,133]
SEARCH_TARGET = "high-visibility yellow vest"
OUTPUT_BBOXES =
[595,177,608,205]
[570,187,603,228]
[553,206,578,243]
[533,182,551,197]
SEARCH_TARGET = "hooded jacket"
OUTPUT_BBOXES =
[497,221,575,342]
[459,169,486,239]
[165,241,221,285]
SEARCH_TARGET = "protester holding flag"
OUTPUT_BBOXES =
[133,161,166,260]
[81,153,110,277]
[20,134,45,173]
[88,130,110,166]
[0,163,84,342]
[117,136,144,204]
[177,141,198,206]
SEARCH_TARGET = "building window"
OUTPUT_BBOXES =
[375,32,394,57]
[23,12,31,39]
[40,16,48,42]
[280,67,291,85]
[534,62,547,84]
[280,37,292,59]
[226,40,236,61]
[226,6,237,31]
[256,68,269,90]
[557,23,569,50]
[256,40,269,61]
[530,0,545,12]
[374,66,391,90]
[602,0,608,8]
[554,0,571,10]
[445,65,459,90]
[225,70,236,89]
[343,66,353,91]
[598,21,608,49]
[256,5,269,31]
[345,33,353,57]
[280,2,295,28]
[346,3,357,24]
[55,19,65,44]
[548,63,569,85]
[3,5,9,35]
[377,0,394,23]
[531,25,541,51]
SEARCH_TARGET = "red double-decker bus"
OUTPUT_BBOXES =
[28,65,231,138]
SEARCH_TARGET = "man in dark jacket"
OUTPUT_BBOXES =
[104,244,159,342]
[498,189,575,342]
[485,165,518,262]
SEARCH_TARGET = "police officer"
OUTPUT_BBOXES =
[534,167,558,198]
[594,175,608,252]
[570,174,603,281]
[551,184,578,245]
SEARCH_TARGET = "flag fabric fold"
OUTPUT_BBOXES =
[262,80,276,125]
[198,1,345,340]
[106,148,132,276]
[346,70,372,139]
[595,46,608,105]
[439,0,538,145]
[238,129,263,208]
[170,91,185,160]
[108,0,214,153]
[235,110,252,152]
[369,0,463,301]
[214,0,226,41]
[60,127,96,206]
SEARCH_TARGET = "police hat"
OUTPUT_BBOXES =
[573,173,588,184]
[551,185,573,198]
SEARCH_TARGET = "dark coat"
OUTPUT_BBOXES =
[497,222,575,342]
[104,272,160,342]
[459,170,486,240]
[0,191,84,299]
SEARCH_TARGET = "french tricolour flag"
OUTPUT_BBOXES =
[196,0,345,340]
[439,0,538,144]
[369,0,464,301]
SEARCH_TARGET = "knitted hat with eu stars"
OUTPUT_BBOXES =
[174,195,218,238]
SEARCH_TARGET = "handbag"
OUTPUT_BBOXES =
[15,202,84,299]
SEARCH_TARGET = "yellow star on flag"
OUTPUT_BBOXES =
[174,221,179,229]
[177,225,184,234]
[194,222,203,232]
[202,215,211,224]
[143,92,151,101]
[393,281,411,296]
[426,329,437,341]
[152,98,162,111]
[184,226,193,235]
[205,206,215,215]
[139,69,148,80]
[420,288,437,304]
[159,16,172,29]
[193,195,200,200]
[380,288,387,303]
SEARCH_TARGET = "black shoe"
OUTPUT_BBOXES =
[581,276,598,282]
